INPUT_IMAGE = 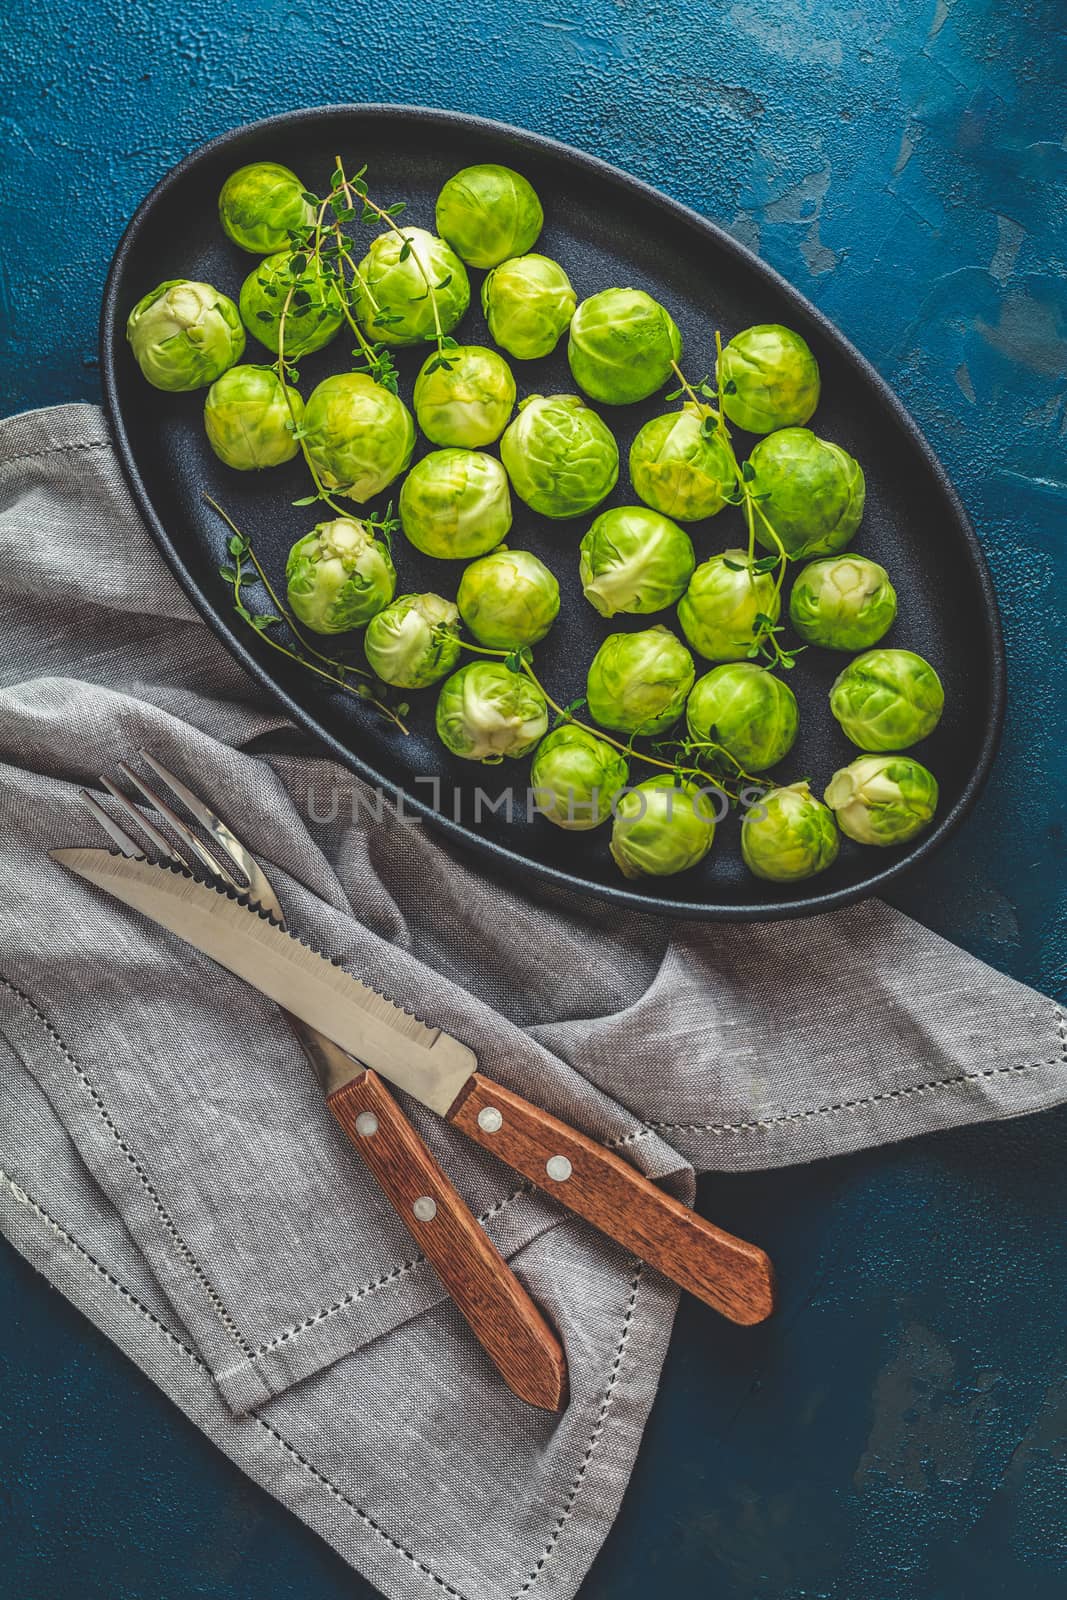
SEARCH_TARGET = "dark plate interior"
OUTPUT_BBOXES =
[100,105,1004,920]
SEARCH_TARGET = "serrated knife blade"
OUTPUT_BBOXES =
[50,848,477,1116]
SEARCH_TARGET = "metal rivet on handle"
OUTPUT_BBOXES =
[545,1155,572,1182]
[412,1196,438,1222]
[477,1106,503,1133]
[355,1113,379,1137]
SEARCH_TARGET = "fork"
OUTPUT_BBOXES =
[80,751,567,1411]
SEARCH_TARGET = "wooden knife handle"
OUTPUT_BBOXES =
[448,1074,775,1326]
[328,1071,567,1411]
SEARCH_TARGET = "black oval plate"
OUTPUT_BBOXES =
[101,105,1004,921]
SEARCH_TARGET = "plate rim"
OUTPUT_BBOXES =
[99,101,1006,922]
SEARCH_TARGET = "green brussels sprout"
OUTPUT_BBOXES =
[741,781,840,882]
[530,726,629,831]
[217,162,315,254]
[747,429,865,559]
[789,555,896,650]
[302,372,415,503]
[824,755,939,846]
[586,624,695,736]
[203,365,303,470]
[829,649,944,751]
[686,664,798,772]
[354,228,470,347]
[239,251,343,359]
[412,345,516,447]
[399,448,512,559]
[435,661,548,762]
[126,280,245,392]
[629,407,734,522]
[677,549,782,662]
[285,517,396,634]
[499,394,619,519]
[579,506,695,618]
[456,549,560,648]
[716,324,820,434]
[567,288,682,406]
[609,776,717,880]
[363,593,462,689]
[435,164,544,269]
[481,254,577,360]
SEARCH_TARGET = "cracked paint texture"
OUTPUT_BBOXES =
[0,0,1065,1596]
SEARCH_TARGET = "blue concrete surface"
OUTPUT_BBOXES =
[1,2,1065,1595]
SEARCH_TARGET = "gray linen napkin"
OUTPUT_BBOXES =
[1,403,1064,1600]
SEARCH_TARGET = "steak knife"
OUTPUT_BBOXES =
[52,849,775,1325]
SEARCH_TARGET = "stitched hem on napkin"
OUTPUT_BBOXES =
[0,1165,674,1600]
[0,972,598,1414]
[606,1016,1067,1170]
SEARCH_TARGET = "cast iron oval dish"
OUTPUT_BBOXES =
[100,105,1004,920]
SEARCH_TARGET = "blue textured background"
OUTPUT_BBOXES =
[1,2,1065,1596]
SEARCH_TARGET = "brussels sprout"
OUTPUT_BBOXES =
[435,661,548,762]
[126,280,245,392]
[567,288,682,406]
[824,755,939,847]
[399,449,512,559]
[716,325,820,434]
[481,254,577,360]
[239,252,343,359]
[435,164,544,269]
[609,776,717,880]
[499,394,619,519]
[412,345,516,447]
[789,555,896,650]
[741,781,840,882]
[579,506,695,618]
[748,429,865,559]
[203,365,303,471]
[829,649,944,751]
[302,372,415,503]
[629,407,734,523]
[354,228,470,347]
[677,549,781,662]
[363,593,461,689]
[586,624,695,736]
[457,549,560,648]
[218,162,315,254]
[686,664,798,772]
[530,726,629,831]
[285,517,396,634]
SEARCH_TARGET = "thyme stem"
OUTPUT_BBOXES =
[334,154,452,362]
[273,193,350,516]
[206,496,409,736]
[450,637,755,797]
[670,341,800,670]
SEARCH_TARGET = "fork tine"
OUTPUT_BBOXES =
[79,790,146,858]
[98,775,196,872]
[137,750,282,920]
[116,761,243,892]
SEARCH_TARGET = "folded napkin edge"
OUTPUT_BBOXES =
[0,401,111,469]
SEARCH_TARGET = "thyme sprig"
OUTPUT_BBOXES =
[329,156,459,376]
[667,339,802,672]
[208,496,409,736]
[445,635,760,802]
[268,157,457,514]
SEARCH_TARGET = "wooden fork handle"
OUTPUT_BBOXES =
[328,1071,567,1411]
[448,1074,775,1326]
